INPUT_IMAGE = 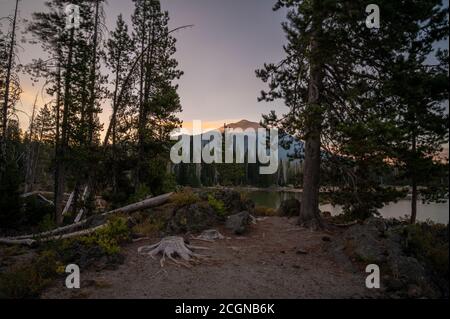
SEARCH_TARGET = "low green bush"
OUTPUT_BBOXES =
[0,250,61,299]
[171,189,200,207]
[403,222,449,280]
[79,216,131,255]
[207,195,226,217]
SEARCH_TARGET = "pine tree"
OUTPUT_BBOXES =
[28,0,107,224]
[389,52,449,224]
[104,14,134,193]
[1,0,19,147]
[131,0,183,189]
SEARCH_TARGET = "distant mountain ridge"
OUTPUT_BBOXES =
[219,120,262,133]
[213,119,304,162]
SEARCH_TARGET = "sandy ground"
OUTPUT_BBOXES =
[42,217,377,299]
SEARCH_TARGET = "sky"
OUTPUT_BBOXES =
[0,0,448,134]
[0,0,287,132]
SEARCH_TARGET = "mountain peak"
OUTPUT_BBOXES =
[220,119,261,132]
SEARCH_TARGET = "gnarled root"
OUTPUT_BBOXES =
[138,236,209,268]
[194,229,225,242]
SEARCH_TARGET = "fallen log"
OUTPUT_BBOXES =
[38,194,55,206]
[103,192,173,216]
[0,192,174,245]
[62,191,75,216]
[0,238,36,246]
[0,225,107,247]
[3,220,90,241]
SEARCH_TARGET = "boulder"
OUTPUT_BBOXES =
[167,203,218,234]
[213,189,254,214]
[327,219,441,298]
[344,224,387,264]
[277,199,301,217]
[226,211,252,235]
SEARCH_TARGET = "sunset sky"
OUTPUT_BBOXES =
[1,0,448,136]
[0,0,287,132]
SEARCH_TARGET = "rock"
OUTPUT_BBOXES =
[390,255,427,286]
[364,217,388,233]
[167,203,218,234]
[213,189,246,214]
[242,198,255,213]
[343,224,386,264]
[322,236,332,242]
[277,199,301,217]
[226,211,252,235]
[296,249,308,255]
[196,229,225,241]
[321,211,332,218]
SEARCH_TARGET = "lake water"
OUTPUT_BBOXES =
[243,190,449,224]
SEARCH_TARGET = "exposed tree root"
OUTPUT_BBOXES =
[138,236,209,268]
[194,229,225,241]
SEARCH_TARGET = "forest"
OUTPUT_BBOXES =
[0,0,448,300]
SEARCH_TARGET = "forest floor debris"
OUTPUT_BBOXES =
[41,217,381,299]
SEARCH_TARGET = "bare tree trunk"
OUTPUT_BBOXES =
[56,28,75,225]
[81,0,102,217]
[410,130,418,224]
[87,0,100,146]
[411,177,418,224]
[54,62,62,222]
[299,0,324,230]
[1,0,19,145]
[24,95,38,193]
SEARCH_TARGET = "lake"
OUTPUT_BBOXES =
[242,190,449,224]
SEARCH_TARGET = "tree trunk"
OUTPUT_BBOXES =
[1,0,19,145]
[87,0,100,145]
[411,176,418,224]
[410,130,418,224]
[24,95,38,194]
[299,0,324,230]
[56,28,75,225]
[54,61,62,221]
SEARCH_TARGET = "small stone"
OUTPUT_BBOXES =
[296,249,308,255]
[226,211,251,235]
[322,236,332,242]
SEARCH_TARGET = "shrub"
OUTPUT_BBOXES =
[403,222,449,280]
[171,189,200,207]
[0,250,60,299]
[128,184,152,204]
[253,206,277,217]
[23,196,55,227]
[208,195,226,217]
[79,216,131,255]
[133,218,165,236]
[0,158,22,230]
[38,214,57,233]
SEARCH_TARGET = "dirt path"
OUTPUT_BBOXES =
[43,217,377,299]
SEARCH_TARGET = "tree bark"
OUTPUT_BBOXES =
[299,0,325,230]
[1,0,19,145]
[410,130,418,224]
[55,28,75,225]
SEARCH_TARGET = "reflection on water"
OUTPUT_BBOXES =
[243,190,449,225]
